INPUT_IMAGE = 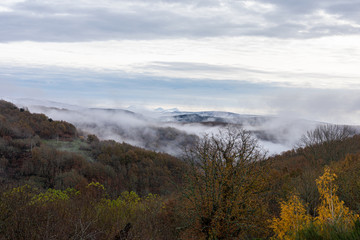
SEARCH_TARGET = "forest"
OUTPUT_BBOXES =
[2,99,360,239]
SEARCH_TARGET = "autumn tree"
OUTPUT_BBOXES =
[270,166,359,239]
[270,194,311,240]
[182,127,269,239]
[315,166,358,232]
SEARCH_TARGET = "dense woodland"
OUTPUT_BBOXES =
[2,99,360,239]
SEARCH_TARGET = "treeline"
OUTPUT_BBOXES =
[2,99,360,239]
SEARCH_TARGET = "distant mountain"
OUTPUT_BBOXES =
[158,110,273,125]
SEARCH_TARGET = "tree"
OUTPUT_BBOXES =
[182,127,269,239]
[298,124,356,163]
[87,134,100,144]
[270,194,311,240]
[270,166,359,239]
[315,166,358,232]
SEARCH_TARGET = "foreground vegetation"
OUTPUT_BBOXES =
[2,99,360,239]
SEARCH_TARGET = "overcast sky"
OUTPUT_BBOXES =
[1,0,360,124]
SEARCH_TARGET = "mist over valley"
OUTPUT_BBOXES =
[8,98,342,156]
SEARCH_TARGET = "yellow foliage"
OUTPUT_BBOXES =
[270,194,311,240]
[3,184,33,197]
[96,191,161,230]
[315,166,359,231]
[31,188,80,204]
[87,181,105,190]
[270,166,360,240]
[100,191,141,216]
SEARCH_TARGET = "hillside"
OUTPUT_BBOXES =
[0,100,187,196]
[2,99,360,239]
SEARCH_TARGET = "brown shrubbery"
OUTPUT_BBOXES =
[0,183,182,240]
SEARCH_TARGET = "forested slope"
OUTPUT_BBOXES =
[0,100,187,196]
[2,99,360,239]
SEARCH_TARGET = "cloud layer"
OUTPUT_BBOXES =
[1,0,360,41]
[1,36,360,90]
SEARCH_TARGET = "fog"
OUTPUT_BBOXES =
[162,116,319,155]
[11,98,323,156]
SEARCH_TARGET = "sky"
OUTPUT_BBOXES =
[1,0,360,124]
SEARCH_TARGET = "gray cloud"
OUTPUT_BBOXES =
[1,0,360,42]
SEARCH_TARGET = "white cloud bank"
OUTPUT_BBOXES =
[1,36,360,90]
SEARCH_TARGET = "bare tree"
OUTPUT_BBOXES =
[297,124,356,163]
[182,126,269,239]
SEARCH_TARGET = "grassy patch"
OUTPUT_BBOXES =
[42,139,94,162]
